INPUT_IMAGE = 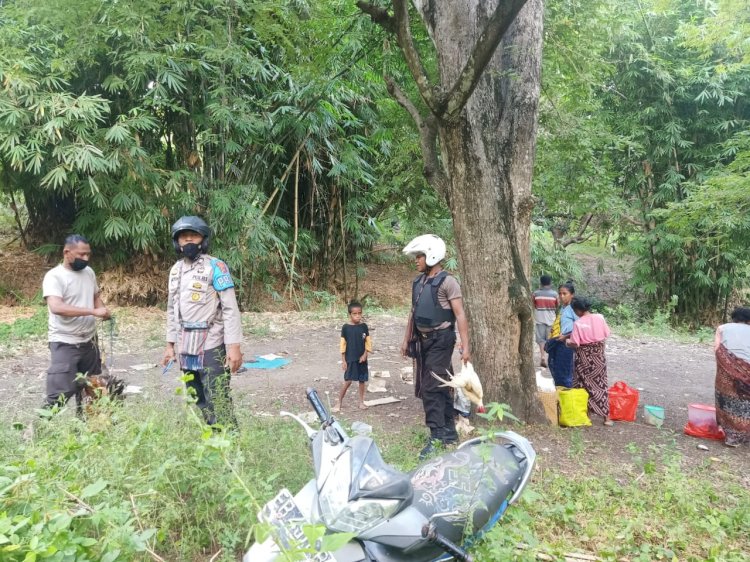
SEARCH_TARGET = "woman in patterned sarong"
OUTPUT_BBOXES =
[567,297,613,425]
[714,307,750,447]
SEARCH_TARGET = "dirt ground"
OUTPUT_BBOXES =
[2,303,748,476]
[1,252,747,480]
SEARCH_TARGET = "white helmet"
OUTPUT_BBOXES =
[402,234,446,267]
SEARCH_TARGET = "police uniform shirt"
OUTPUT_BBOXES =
[166,254,243,350]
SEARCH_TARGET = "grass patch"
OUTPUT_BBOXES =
[474,433,749,562]
[0,307,47,351]
[2,397,747,561]
[602,298,716,344]
[0,400,313,562]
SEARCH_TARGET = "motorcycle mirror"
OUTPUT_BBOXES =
[279,411,317,438]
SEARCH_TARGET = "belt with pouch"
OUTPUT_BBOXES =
[417,326,454,340]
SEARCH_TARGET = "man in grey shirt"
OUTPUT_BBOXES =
[42,234,110,410]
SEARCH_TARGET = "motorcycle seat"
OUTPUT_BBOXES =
[409,442,524,543]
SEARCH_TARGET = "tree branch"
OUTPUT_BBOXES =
[355,2,438,111]
[390,0,440,114]
[355,1,396,34]
[441,0,529,119]
[554,213,596,248]
[384,75,447,193]
[384,75,423,127]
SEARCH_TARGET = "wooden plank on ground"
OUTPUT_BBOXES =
[363,396,401,407]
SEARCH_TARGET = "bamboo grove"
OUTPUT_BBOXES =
[0,0,748,321]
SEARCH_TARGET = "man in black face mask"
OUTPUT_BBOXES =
[42,234,111,410]
[162,216,243,428]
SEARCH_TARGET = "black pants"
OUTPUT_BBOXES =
[184,346,237,428]
[418,329,456,433]
[44,341,102,410]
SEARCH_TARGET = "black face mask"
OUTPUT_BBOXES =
[71,258,89,271]
[181,243,201,260]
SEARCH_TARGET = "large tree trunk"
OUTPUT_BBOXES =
[358,0,545,419]
[431,1,543,419]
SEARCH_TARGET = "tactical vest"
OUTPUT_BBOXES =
[412,271,456,328]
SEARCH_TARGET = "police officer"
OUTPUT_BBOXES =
[162,216,243,427]
[400,235,471,458]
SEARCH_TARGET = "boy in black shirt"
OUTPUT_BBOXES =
[334,301,372,411]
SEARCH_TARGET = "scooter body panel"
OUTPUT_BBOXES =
[356,505,429,546]
[242,393,536,562]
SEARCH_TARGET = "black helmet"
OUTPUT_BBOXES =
[171,216,210,253]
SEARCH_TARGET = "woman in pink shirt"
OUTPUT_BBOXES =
[567,297,613,426]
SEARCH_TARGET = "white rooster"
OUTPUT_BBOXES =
[431,362,485,413]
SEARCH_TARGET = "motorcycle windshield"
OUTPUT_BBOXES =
[347,436,413,503]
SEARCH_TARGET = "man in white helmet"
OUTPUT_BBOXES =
[401,234,470,458]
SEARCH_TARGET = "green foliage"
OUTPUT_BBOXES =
[473,436,749,561]
[536,0,750,322]
[601,0,750,322]
[477,403,521,425]
[534,0,624,247]
[0,307,47,345]
[0,0,403,305]
[3,400,747,561]
[530,226,584,287]
[0,400,313,561]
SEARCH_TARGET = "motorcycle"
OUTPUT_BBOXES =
[244,388,536,562]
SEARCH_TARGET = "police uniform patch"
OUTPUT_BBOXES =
[191,292,201,301]
[211,259,235,291]
[213,275,233,291]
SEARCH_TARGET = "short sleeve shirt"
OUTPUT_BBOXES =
[569,313,611,345]
[341,323,370,363]
[43,264,99,343]
[719,322,750,363]
[415,273,462,331]
[532,288,558,326]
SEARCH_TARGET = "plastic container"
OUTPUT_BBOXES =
[644,405,665,428]
[351,421,372,436]
[687,403,718,429]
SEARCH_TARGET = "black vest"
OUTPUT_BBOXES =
[412,271,456,328]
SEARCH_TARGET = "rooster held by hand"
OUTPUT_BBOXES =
[430,362,485,413]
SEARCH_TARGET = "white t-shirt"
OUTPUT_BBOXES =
[720,322,750,363]
[42,264,99,344]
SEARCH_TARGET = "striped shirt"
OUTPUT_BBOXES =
[533,288,559,326]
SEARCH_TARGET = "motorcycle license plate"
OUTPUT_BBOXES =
[259,489,335,562]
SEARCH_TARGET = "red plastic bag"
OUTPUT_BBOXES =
[608,381,639,422]
[683,422,726,440]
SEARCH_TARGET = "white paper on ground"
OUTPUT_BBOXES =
[363,396,401,407]
[367,379,388,393]
[130,364,157,371]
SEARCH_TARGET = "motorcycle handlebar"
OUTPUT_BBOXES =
[306,387,329,423]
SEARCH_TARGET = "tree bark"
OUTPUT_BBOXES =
[362,0,545,420]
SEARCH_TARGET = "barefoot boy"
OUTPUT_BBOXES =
[335,300,372,411]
